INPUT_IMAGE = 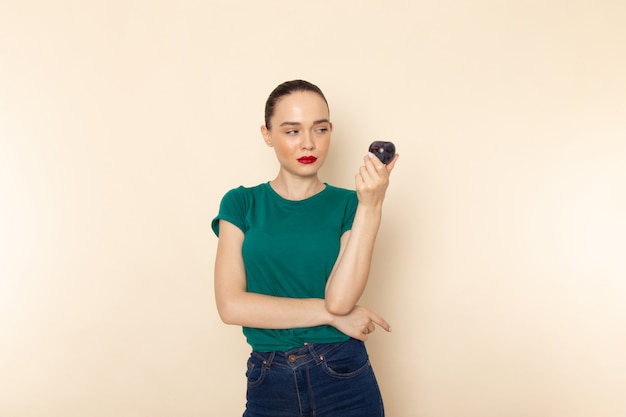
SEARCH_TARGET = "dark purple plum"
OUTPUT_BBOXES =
[368,141,396,164]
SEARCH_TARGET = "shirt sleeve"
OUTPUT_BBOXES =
[340,191,359,234]
[211,186,248,237]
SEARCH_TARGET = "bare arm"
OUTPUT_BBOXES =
[214,220,333,328]
[214,220,391,339]
[324,152,399,315]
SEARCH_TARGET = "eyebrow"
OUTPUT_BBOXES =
[279,119,330,127]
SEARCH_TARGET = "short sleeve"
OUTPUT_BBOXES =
[340,191,359,234]
[211,186,248,237]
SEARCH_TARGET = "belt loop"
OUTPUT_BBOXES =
[307,343,324,365]
[264,351,275,369]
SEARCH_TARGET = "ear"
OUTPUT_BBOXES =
[260,125,273,147]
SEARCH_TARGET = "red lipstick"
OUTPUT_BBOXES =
[297,156,317,164]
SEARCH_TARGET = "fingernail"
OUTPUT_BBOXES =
[367,152,375,159]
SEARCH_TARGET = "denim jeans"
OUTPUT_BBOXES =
[243,338,384,417]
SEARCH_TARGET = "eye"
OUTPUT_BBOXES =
[315,127,329,134]
[286,129,299,135]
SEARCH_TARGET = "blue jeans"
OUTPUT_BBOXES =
[243,338,384,417]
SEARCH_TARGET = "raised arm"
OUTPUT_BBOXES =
[214,219,391,339]
[324,152,399,315]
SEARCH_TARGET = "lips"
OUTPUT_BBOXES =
[297,156,318,164]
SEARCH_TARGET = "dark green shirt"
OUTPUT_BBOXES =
[212,182,358,351]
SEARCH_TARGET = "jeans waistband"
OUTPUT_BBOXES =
[251,340,350,369]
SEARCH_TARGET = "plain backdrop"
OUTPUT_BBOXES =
[1,1,625,416]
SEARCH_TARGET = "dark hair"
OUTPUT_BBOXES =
[264,80,329,129]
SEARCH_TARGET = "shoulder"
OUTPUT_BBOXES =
[217,182,269,215]
[320,184,358,215]
[323,184,358,202]
[321,185,358,230]
[323,183,355,195]
[221,182,268,201]
[213,183,268,236]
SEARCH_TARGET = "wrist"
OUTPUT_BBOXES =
[318,298,336,326]
[356,202,383,215]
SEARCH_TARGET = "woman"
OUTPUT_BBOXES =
[212,80,399,417]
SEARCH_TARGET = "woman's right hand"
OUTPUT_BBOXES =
[354,152,399,208]
[330,305,392,342]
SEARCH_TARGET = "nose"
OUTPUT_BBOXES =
[301,131,315,150]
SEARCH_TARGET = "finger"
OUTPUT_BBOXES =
[385,153,399,173]
[354,331,368,342]
[370,314,392,332]
[357,161,384,189]
[354,170,364,188]
[364,153,387,175]
[357,165,375,186]
[363,320,375,334]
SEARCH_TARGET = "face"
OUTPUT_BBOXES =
[261,91,332,178]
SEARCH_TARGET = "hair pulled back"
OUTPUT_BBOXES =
[264,80,329,129]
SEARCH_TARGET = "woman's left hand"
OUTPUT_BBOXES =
[330,305,391,342]
[355,152,399,207]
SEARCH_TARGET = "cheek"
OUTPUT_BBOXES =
[318,137,331,153]
[274,141,297,156]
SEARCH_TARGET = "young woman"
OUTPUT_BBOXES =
[212,80,399,417]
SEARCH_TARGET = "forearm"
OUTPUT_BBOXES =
[219,290,392,343]
[324,203,382,315]
[217,292,334,329]
[215,220,336,329]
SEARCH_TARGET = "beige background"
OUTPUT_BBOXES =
[1,1,625,416]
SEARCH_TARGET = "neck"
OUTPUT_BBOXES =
[270,174,325,201]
